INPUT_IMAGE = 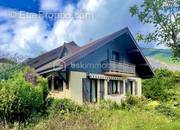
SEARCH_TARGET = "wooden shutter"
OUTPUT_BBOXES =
[100,79,104,99]
[82,78,90,102]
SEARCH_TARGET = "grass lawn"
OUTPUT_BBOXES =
[25,108,180,130]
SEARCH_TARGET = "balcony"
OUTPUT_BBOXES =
[101,60,136,76]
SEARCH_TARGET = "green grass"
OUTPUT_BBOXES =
[24,108,180,130]
[153,54,180,65]
[1,100,180,130]
[108,109,178,130]
[142,48,180,65]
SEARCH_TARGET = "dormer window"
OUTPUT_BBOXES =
[61,48,69,58]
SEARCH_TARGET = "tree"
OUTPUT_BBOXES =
[142,69,180,102]
[130,0,180,60]
[0,66,48,126]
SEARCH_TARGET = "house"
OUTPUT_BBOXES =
[27,27,154,104]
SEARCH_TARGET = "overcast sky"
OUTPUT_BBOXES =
[0,0,166,57]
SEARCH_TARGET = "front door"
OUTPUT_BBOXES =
[90,79,97,103]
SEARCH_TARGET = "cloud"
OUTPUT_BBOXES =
[40,0,62,11]
[0,8,48,57]
[0,0,166,58]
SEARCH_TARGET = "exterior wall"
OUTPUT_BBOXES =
[69,71,87,104]
[70,39,133,73]
[49,71,142,104]
[48,71,87,104]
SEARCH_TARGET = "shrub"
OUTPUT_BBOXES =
[120,96,149,110]
[145,101,160,110]
[0,66,48,125]
[156,104,178,120]
[0,64,23,80]
[126,95,140,105]
[142,69,179,102]
[48,98,84,115]
[99,100,121,110]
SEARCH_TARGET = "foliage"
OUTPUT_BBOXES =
[48,98,84,116]
[146,101,160,110]
[27,109,111,130]
[26,107,180,130]
[156,103,179,120]
[142,69,180,102]
[1,96,180,130]
[125,95,140,105]
[99,100,121,110]
[129,0,180,59]
[0,64,23,80]
[0,66,48,125]
[120,96,148,110]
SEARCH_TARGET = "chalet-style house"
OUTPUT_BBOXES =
[27,27,154,104]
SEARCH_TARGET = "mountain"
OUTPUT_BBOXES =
[142,48,180,71]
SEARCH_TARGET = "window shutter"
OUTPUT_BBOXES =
[82,78,90,102]
[100,79,104,99]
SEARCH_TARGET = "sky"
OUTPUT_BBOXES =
[0,0,165,58]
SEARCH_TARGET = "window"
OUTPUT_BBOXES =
[120,80,124,95]
[112,51,120,61]
[54,77,63,91]
[108,80,118,95]
[126,80,133,95]
[61,48,69,58]
[48,76,63,91]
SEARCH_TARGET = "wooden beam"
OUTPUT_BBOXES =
[58,71,68,84]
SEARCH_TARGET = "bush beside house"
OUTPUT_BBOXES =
[0,64,48,127]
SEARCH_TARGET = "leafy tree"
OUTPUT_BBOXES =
[142,69,180,102]
[0,66,48,126]
[0,64,23,80]
[130,0,180,59]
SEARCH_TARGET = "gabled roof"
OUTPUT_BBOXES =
[27,41,80,69]
[63,41,80,54]
[33,27,154,78]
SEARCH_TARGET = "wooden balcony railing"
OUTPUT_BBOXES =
[101,60,136,74]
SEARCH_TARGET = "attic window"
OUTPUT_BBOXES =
[61,48,69,58]
[63,50,68,56]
